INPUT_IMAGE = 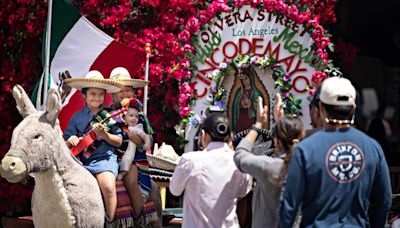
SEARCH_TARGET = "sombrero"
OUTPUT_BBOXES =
[147,143,180,171]
[64,70,123,93]
[110,67,149,88]
[147,154,178,171]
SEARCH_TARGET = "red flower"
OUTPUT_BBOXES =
[198,10,209,24]
[161,13,178,31]
[311,71,328,86]
[181,44,194,54]
[178,29,191,43]
[250,0,263,8]
[141,0,161,8]
[180,82,192,94]
[296,11,311,24]
[276,1,289,15]
[288,4,298,20]
[179,106,191,117]
[186,17,200,34]
[263,0,277,12]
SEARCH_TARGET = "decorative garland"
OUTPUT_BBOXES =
[208,54,302,115]
[175,1,340,148]
[175,53,302,146]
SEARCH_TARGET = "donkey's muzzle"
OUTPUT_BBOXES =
[0,156,27,183]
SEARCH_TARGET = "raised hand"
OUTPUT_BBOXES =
[274,93,284,121]
[256,96,269,129]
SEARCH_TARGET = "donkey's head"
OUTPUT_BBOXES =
[0,85,62,183]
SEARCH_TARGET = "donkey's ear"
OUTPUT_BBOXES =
[12,84,37,118]
[45,88,61,125]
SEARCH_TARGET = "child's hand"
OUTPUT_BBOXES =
[127,126,135,132]
[143,142,151,151]
[67,135,80,147]
[93,123,107,139]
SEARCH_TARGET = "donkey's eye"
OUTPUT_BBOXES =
[33,134,42,141]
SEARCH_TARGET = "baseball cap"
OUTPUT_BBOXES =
[320,77,356,106]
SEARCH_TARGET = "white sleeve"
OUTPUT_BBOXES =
[238,173,253,198]
[169,155,194,196]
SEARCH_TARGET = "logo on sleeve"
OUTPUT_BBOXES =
[325,142,365,183]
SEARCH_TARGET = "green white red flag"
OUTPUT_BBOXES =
[33,0,146,131]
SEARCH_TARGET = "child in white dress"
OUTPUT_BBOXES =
[117,106,151,180]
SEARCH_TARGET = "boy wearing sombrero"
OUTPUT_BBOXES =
[63,70,123,224]
[109,67,157,226]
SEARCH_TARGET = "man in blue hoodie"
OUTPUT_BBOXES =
[279,77,392,228]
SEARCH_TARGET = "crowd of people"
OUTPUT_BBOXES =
[170,76,392,228]
[60,67,392,228]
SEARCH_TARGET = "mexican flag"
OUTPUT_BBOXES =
[34,0,146,131]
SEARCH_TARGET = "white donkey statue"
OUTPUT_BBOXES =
[0,85,104,228]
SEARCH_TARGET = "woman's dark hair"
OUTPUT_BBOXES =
[201,112,231,142]
[321,103,354,120]
[274,116,305,192]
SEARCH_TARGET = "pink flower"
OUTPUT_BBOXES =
[198,10,209,24]
[141,0,160,8]
[275,1,289,15]
[186,17,200,34]
[207,3,218,17]
[179,106,191,117]
[178,93,191,103]
[311,28,324,41]
[263,0,277,12]
[311,71,328,86]
[233,0,247,7]
[161,14,178,31]
[296,11,311,24]
[250,0,262,7]
[180,44,194,53]
[309,86,317,96]
[178,29,191,43]
[25,20,34,34]
[180,82,192,94]
[180,58,191,68]
[288,5,298,20]
[318,37,330,49]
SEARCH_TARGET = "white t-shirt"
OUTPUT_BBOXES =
[170,141,253,228]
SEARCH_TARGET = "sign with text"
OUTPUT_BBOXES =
[186,6,320,151]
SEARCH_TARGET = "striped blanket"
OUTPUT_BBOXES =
[115,180,158,227]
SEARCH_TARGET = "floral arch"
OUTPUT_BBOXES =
[0,0,339,211]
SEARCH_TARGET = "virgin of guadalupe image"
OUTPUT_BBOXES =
[227,66,270,134]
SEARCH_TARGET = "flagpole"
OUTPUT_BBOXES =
[143,43,151,115]
[35,72,44,109]
[43,0,53,107]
